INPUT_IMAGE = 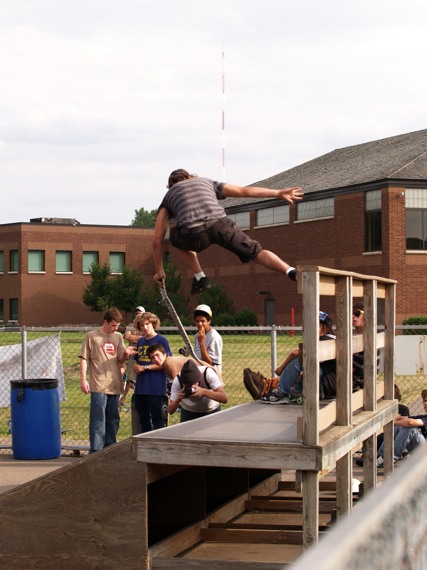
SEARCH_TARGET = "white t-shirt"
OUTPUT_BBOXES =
[194,328,223,370]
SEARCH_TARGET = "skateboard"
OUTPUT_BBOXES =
[258,395,303,405]
[157,280,203,364]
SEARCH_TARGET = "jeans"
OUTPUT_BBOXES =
[378,426,425,461]
[278,357,302,395]
[89,392,120,454]
[278,357,325,396]
[134,394,168,433]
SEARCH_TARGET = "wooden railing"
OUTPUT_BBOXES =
[296,266,397,547]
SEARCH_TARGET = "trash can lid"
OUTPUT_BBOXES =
[10,379,59,389]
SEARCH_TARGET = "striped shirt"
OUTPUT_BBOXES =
[159,177,226,227]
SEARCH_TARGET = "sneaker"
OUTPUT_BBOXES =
[287,268,297,282]
[259,388,288,404]
[355,458,364,467]
[191,276,211,295]
[377,456,384,468]
[243,368,265,400]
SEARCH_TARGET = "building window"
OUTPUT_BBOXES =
[365,190,382,252]
[83,251,99,273]
[28,250,45,272]
[406,189,427,250]
[257,205,289,227]
[56,251,72,273]
[9,250,19,272]
[109,252,125,274]
[0,251,3,273]
[297,198,334,221]
[0,299,3,321]
[227,212,250,229]
[10,298,18,321]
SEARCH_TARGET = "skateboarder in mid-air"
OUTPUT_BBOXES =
[153,169,304,295]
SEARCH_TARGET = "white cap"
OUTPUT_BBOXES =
[194,304,212,318]
[135,306,145,313]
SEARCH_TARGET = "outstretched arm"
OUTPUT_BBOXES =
[222,183,303,204]
[153,208,170,283]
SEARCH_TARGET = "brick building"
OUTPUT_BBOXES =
[0,219,155,326]
[167,129,427,325]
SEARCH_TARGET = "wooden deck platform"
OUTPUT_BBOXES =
[135,398,396,473]
[134,394,396,568]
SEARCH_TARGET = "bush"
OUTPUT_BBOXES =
[215,313,236,326]
[402,316,427,335]
[234,308,258,326]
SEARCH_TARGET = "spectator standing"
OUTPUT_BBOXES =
[133,312,171,432]
[121,306,145,434]
[79,308,136,454]
[193,304,223,372]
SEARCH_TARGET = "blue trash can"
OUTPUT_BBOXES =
[10,379,61,460]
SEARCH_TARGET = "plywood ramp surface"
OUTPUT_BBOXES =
[136,402,302,445]
[0,439,147,570]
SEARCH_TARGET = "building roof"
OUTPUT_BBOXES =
[223,128,427,208]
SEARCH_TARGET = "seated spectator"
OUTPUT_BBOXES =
[357,389,427,468]
[375,389,427,467]
[244,311,336,404]
[352,301,381,391]
[356,384,409,466]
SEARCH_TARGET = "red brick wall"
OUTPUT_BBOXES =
[0,223,155,326]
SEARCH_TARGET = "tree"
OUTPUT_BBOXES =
[131,208,157,227]
[82,263,145,320]
[82,263,112,312]
[197,282,235,321]
[109,267,145,320]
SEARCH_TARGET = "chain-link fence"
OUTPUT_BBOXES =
[0,326,425,455]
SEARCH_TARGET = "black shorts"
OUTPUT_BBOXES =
[170,217,262,263]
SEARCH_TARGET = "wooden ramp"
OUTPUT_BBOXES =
[0,439,146,569]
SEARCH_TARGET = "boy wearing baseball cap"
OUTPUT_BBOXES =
[168,358,228,422]
[193,304,223,371]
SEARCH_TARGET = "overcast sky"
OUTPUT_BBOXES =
[1,0,427,226]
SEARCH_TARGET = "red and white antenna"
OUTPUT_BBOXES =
[221,49,225,182]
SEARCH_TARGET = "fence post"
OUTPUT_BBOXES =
[21,327,27,379]
[270,325,277,377]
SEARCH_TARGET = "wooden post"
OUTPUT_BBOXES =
[335,276,353,515]
[383,283,397,476]
[301,269,320,547]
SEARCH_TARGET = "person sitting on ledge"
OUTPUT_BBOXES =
[243,311,336,404]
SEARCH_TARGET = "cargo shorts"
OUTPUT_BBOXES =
[170,216,262,263]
